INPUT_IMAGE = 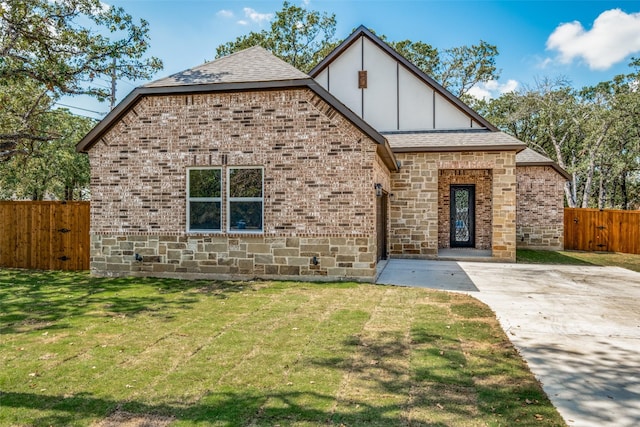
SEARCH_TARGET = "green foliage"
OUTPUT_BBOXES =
[216,2,499,97]
[474,61,640,209]
[0,109,93,200]
[216,1,337,73]
[0,0,163,160]
[0,0,162,100]
[391,39,500,98]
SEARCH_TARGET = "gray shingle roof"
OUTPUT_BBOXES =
[145,46,309,88]
[516,147,553,163]
[516,148,570,179]
[383,130,526,152]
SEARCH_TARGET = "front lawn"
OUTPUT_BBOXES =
[0,270,565,426]
[517,249,640,273]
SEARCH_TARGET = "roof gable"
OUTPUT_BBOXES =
[516,148,570,179]
[310,26,497,132]
[76,46,398,171]
[146,46,309,87]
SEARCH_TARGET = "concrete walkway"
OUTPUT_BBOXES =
[377,259,640,427]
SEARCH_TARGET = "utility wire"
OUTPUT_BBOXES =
[54,102,107,116]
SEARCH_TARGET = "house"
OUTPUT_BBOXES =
[76,26,568,282]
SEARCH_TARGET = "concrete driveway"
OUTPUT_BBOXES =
[377,259,640,427]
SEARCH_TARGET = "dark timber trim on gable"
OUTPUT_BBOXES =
[309,25,499,132]
[76,78,398,172]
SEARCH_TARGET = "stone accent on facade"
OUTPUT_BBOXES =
[90,234,377,281]
[87,88,390,281]
[438,169,492,250]
[516,165,565,250]
[390,151,517,261]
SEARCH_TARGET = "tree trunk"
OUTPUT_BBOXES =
[622,172,629,210]
[598,173,605,209]
[581,157,596,208]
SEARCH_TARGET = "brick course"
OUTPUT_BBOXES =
[88,88,390,281]
[516,166,565,249]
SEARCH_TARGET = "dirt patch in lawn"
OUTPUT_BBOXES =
[92,410,174,427]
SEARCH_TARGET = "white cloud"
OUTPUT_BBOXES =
[468,79,519,100]
[237,19,248,26]
[216,9,234,18]
[546,9,640,70]
[241,7,273,24]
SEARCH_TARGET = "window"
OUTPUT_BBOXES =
[228,167,263,232]
[187,168,221,232]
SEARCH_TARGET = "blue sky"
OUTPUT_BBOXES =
[60,0,640,119]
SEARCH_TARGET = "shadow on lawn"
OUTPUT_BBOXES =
[0,269,248,335]
[0,388,459,427]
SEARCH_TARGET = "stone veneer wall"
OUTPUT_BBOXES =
[390,151,517,261]
[87,88,390,282]
[91,235,377,281]
[437,169,492,250]
[516,165,565,250]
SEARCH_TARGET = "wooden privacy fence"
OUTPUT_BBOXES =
[0,201,90,270]
[564,208,640,254]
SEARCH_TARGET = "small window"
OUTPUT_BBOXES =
[228,167,263,232]
[187,168,222,232]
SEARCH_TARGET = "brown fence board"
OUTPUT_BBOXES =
[0,201,90,271]
[564,208,640,254]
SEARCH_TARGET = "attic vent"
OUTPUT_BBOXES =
[358,70,367,88]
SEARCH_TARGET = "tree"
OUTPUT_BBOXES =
[0,0,163,159]
[475,64,640,209]
[391,39,500,98]
[216,1,337,73]
[216,2,499,98]
[0,109,94,200]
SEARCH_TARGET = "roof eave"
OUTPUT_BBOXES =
[391,144,526,153]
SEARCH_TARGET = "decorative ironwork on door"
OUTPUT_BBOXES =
[450,185,475,247]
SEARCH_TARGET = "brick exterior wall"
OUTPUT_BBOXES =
[390,151,517,261]
[516,165,565,250]
[87,88,390,281]
[438,169,492,250]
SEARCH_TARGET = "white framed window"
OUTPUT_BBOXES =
[228,167,263,232]
[187,168,222,232]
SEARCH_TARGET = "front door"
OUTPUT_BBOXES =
[376,192,388,260]
[450,185,475,248]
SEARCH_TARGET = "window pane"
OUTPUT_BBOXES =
[229,168,262,198]
[189,169,221,198]
[189,201,221,230]
[229,201,263,231]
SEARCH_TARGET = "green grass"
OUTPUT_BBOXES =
[517,249,640,272]
[0,269,565,426]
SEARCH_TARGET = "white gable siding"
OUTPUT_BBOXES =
[323,38,362,116]
[362,37,398,131]
[434,93,472,129]
[315,68,329,88]
[313,35,485,132]
[398,66,434,130]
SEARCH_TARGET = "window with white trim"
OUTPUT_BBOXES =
[187,168,222,232]
[228,167,263,232]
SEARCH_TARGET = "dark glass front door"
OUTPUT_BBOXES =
[450,185,475,247]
